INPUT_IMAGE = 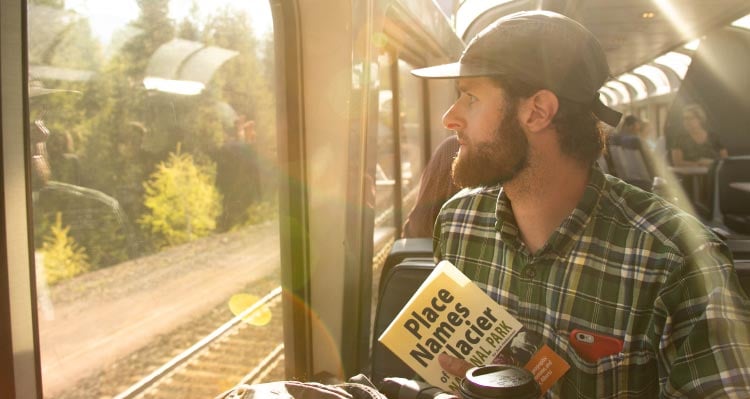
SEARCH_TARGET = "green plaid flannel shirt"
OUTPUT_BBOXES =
[434,166,750,398]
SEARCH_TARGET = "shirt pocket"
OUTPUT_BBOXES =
[554,331,658,399]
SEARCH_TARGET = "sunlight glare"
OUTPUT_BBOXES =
[653,52,691,79]
[683,39,700,51]
[651,0,692,39]
[228,293,273,326]
[65,0,272,45]
[455,0,514,39]
[65,0,138,44]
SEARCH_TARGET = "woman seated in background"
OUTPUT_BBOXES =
[402,135,460,238]
[671,104,728,167]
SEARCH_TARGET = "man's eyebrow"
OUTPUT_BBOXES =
[456,80,479,95]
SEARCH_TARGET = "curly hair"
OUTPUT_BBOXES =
[489,76,605,166]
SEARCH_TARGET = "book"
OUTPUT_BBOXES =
[378,260,569,393]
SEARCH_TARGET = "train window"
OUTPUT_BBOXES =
[654,51,692,79]
[397,59,427,224]
[375,51,398,234]
[27,1,282,397]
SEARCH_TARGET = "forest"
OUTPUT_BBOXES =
[29,0,277,283]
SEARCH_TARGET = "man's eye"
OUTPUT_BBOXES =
[468,94,477,104]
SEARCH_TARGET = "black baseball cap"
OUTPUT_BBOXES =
[412,10,622,127]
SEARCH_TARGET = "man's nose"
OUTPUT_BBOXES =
[442,103,462,131]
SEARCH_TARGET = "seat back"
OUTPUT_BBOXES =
[379,238,433,290]
[735,259,750,297]
[608,140,653,190]
[371,258,434,386]
[596,155,610,174]
[709,156,750,233]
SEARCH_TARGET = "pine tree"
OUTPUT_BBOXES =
[139,145,221,248]
[41,213,90,285]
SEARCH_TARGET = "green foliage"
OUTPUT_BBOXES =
[35,182,133,269]
[238,201,278,229]
[41,213,90,286]
[139,146,221,248]
[28,0,279,267]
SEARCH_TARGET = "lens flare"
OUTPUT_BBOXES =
[229,293,273,326]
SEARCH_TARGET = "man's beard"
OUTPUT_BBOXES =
[451,107,529,188]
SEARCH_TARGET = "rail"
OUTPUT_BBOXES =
[114,286,283,399]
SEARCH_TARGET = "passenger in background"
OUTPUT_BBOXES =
[402,135,460,238]
[46,130,81,186]
[608,114,642,147]
[215,115,262,231]
[29,80,133,269]
[412,10,750,397]
[671,104,728,167]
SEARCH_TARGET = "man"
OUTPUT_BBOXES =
[609,115,643,146]
[411,11,750,398]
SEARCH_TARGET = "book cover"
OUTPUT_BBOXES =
[378,260,568,393]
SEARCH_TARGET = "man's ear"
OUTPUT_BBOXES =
[518,90,559,133]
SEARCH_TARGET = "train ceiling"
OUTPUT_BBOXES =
[459,0,750,76]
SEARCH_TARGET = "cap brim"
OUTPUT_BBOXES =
[592,97,622,127]
[411,62,462,79]
[411,61,501,79]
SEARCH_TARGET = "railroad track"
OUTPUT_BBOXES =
[115,287,285,399]
[111,230,395,399]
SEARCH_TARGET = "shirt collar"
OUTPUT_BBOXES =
[495,166,606,257]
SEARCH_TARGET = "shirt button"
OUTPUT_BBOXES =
[524,267,536,278]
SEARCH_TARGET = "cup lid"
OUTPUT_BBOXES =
[460,365,540,399]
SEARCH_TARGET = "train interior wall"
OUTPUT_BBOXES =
[665,26,750,155]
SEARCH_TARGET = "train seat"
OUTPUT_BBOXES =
[735,259,750,297]
[607,139,653,191]
[708,156,750,234]
[379,238,433,289]
[371,258,434,386]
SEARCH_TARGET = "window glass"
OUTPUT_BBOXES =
[653,51,692,79]
[397,59,426,225]
[375,52,397,232]
[617,73,647,101]
[598,87,618,106]
[28,1,282,397]
[633,65,671,96]
[605,81,632,104]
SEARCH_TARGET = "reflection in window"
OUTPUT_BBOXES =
[28,1,282,397]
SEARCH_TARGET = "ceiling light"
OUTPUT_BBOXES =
[641,11,656,19]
